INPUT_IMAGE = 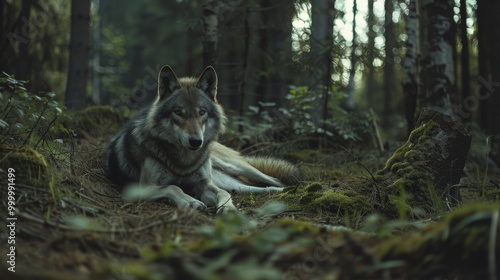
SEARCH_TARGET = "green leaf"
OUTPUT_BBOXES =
[13,123,24,130]
[0,119,9,128]
[13,108,25,117]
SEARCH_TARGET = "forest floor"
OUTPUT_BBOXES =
[1,106,500,280]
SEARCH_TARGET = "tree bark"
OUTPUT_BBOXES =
[459,0,471,123]
[202,0,219,68]
[403,0,419,135]
[91,0,101,105]
[365,0,375,109]
[345,0,357,110]
[477,0,500,165]
[257,0,294,108]
[417,0,457,119]
[65,0,91,110]
[17,0,31,82]
[383,0,395,121]
[310,0,334,121]
[377,108,471,213]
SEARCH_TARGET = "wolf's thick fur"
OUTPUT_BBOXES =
[105,65,300,213]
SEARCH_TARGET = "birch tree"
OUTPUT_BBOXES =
[417,0,457,118]
[403,0,418,134]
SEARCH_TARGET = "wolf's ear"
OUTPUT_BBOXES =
[196,66,218,100]
[158,65,181,99]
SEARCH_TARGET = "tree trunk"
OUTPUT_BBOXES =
[383,0,395,122]
[365,0,375,109]
[310,0,334,121]
[65,0,91,110]
[477,0,500,165]
[91,0,101,105]
[16,0,31,82]
[202,0,219,68]
[377,108,471,214]
[258,0,294,108]
[417,0,457,119]
[459,0,471,123]
[345,0,357,110]
[403,0,419,135]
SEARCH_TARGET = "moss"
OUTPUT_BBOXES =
[0,144,50,187]
[378,120,439,175]
[278,183,372,216]
[304,182,323,192]
[275,219,321,234]
[375,203,500,277]
[375,119,449,215]
[299,192,322,204]
[309,190,372,214]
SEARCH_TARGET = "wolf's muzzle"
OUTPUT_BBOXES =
[189,137,203,150]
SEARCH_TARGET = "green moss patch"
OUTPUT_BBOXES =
[0,144,50,187]
[374,203,500,278]
[279,183,373,224]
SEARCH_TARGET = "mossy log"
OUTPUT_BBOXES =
[377,109,471,214]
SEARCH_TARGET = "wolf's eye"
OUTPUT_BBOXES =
[174,109,183,116]
[199,109,206,116]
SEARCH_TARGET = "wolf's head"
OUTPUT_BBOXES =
[146,66,226,151]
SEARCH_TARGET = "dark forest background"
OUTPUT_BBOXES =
[1,0,499,161]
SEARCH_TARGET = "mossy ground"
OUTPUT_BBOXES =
[0,144,50,187]
[0,106,499,279]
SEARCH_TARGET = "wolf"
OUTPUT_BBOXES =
[105,65,300,213]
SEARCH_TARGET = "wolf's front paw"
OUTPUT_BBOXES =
[177,198,206,210]
[216,203,238,215]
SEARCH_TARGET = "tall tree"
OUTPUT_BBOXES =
[256,0,294,108]
[365,0,375,109]
[91,0,101,105]
[202,0,219,68]
[310,0,334,120]
[345,0,357,110]
[417,0,457,118]
[403,0,419,134]
[477,0,500,164]
[383,0,395,120]
[17,0,31,81]
[459,0,471,122]
[65,0,90,110]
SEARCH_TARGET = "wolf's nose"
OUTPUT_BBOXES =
[189,137,203,148]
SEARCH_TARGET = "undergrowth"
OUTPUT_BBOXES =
[0,72,69,148]
[233,85,375,144]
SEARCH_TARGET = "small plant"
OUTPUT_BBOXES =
[0,72,68,148]
[236,85,374,143]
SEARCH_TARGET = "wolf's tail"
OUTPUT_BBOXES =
[244,156,302,186]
